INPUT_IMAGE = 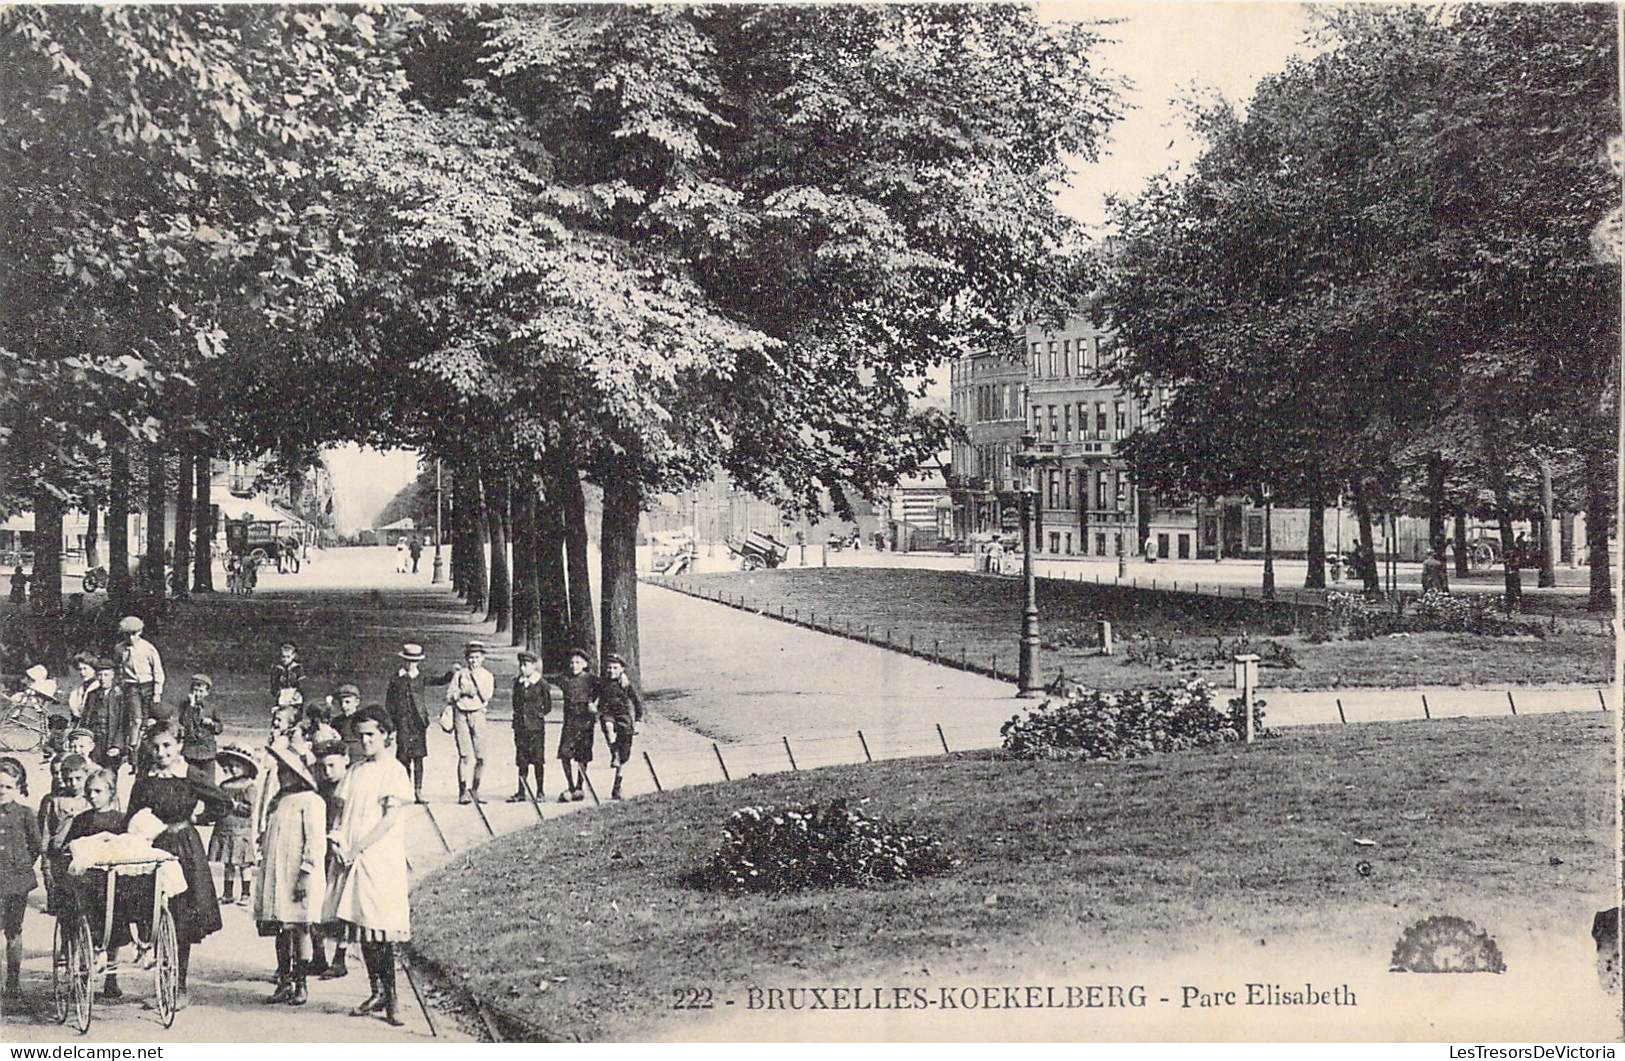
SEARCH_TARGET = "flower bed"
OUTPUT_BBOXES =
[695,799,953,893]
[1000,679,1267,762]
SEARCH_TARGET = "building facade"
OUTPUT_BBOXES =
[947,347,1027,540]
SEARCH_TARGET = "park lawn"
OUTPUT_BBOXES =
[409,713,1613,1042]
[670,569,1612,690]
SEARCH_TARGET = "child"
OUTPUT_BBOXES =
[255,743,327,1006]
[0,756,41,999]
[38,752,90,914]
[446,642,494,805]
[177,674,224,777]
[62,769,129,998]
[43,713,71,763]
[66,653,98,723]
[384,642,448,804]
[324,706,411,1025]
[210,745,260,906]
[509,651,551,802]
[81,658,126,771]
[598,653,644,801]
[272,643,304,704]
[311,740,350,980]
[329,684,363,762]
[8,563,26,605]
[66,727,96,764]
[554,648,601,803]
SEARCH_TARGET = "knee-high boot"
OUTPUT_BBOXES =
[352,941,387,1015]
[267,935,294,1003]
[381,943,404,1027]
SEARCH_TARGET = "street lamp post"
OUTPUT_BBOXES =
[1260,482,1275,600]
[1015,432,1042,697]
[431,458,444,584]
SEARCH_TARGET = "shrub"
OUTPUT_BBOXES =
[1000,679,1268,763]
[1407,589,1475,631]
[697,799,952,893]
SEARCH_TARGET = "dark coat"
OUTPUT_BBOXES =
[511,676,553,735]
[177,697,224,762]
[81,685,128,764]
[385,669,451,760]
[272,661,305,698]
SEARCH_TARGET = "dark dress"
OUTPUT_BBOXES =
[385,670,452,764]
[555,672,601,764]
[125,769,232,945]
[511,677,552,766]
[62,809,134,947]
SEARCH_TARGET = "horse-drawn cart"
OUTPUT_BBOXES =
[727,530,789,571]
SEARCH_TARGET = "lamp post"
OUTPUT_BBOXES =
[1260,482,1275,600]
[430,458,444,584]
[1014,432,1042,697]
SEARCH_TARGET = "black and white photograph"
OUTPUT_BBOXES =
[0,0,1619,1045]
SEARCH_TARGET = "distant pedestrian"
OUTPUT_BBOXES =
[273,642,305,704]
[508,651,551,802]
[407,535,423,574]
[555,647,601,803]
[395,537,408,573]
[7,563,25,606]
[598,653,643,801]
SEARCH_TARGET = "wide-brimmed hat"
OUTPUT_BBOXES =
[398,642,425,662]
[117,616,144,634]
[333,683,361,700]
[216,744,260,779]
[267,740,317,791]
[25,665,59,700]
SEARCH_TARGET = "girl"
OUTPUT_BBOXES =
[554,648,601,803]
[209,745,260,906]
[0,756,40,999]
[254,743,327,1006]
[62,769,131,999]
[323,706,412,1026]
[126,722,233,1011]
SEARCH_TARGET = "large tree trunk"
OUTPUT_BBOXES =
[1584,443,1614,612]
[484,465,511,633]
[32,485,63,614]
[1303,478,1325,590]
[172,451,193,599]
[109,447,132,606]
[509,475,539,649]
[1487,462,1522,610]
[1559,512,1575,566]
[466,466,488,613]
[536,488,571,672]
[1352,478,1380,594]
[562,469,598,669]
[599,476,642,676]
[1537,460,1556,588]
[1453,508,1469,577]
[83,490,99,569]
[145,446,167,601]
[192,449,214,592]
[451,470,469,598]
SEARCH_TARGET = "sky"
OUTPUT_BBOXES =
[325,2,1317,526]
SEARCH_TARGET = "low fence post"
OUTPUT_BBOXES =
[857,730,873,763]
[1600,688,1609,712]
[518,775,546,822]
[713,742,731,781]
[1420,693,1431,720]
[422,804,453,854]
[1335,697,1347,724]
[581,772,602,807]
[642,750,663,793]
[933,638,940,661]
[471,798,496,837]
[909,633,915,654]
[936,723,950,754]
[1506,690,1517,716]
[783,736,799,771]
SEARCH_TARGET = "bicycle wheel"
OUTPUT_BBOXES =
[0,711,41,754]
[69,915,94,1034]
[152,904,178,1027]
[51,917,70,1023]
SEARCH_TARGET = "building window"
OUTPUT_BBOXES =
[1049,470,1061,508]
[1063,403,1072,440]
[1246,514,1265,549]
[1064,533,1073,555]
[1096,402,1108,438]
[1077,402,1087,441]
[1033,405,1042,434]
[1115,474,1127,511]
[1048,340,1057,377]
[1096,471,1109,510]
[1031,342,1041,376]
[1063,468,1072,508]
[1048,405,1057,440]
[1178,534,1191,559]
[1096,532,1107,556]
[1115,401,1126,435]
[1062,339,1071,376]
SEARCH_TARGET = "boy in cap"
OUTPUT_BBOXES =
[554,648,601,803]
[446,641,494,804]
[598,653,644,801]
[508,651,551,802]
[178,674,224,776]
[272,643,305,704]
[81,658,126,771]
[115,615,164,744]
[329,683,364,761]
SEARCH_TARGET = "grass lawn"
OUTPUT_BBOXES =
[668,569,1612,691]
[409,712,1613,1042]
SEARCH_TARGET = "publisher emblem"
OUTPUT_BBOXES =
[1389,915,1506,974]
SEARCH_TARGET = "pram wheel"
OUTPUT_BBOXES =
[153,905,178,1027]
[68,914,94,1034]
[51,917,70,1023]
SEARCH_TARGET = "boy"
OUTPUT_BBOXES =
[312,740,351,980]
[37,752,90,914]
[81,658,126,771]
[554,648,600,803]
[329,683,364,761]
[598,653,644,801]
[115,615,164,743]
[65,727,96,763]
[178,673,224,776]
[446,642,494,804]
[273,643,305,704]
[384,642,449,804]
[508,651,551,802]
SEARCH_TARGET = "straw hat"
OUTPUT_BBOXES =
[24,665,58,700]
[216,743,260,779]
[267,740,317,791]
[398,642,425,662]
